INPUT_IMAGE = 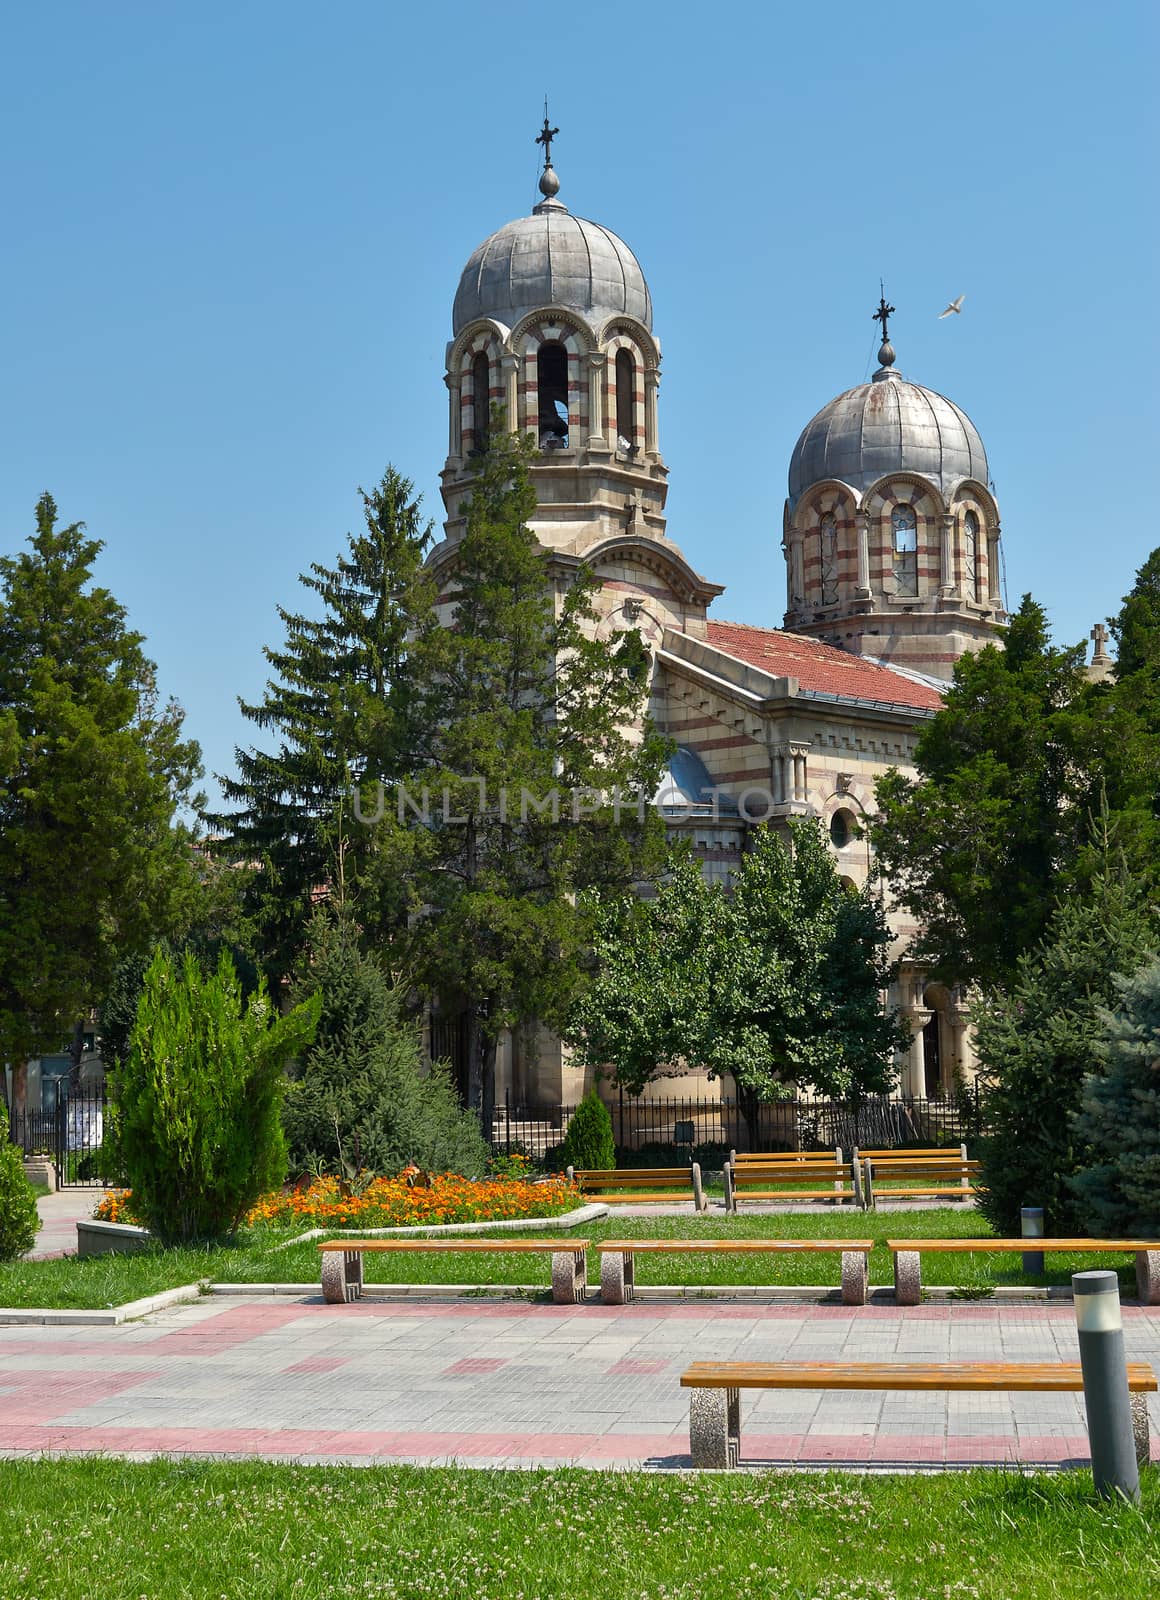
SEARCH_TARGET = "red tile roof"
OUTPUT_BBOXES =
[704,620,944,712]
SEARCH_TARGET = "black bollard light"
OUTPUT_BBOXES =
[1021,1206,1045,1274]
[1073,1269,1140,1504]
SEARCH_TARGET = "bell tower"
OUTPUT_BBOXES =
[439,122,669,557]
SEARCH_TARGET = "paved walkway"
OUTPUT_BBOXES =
[26,1188,98,1260]
[1,1294,1156,1469]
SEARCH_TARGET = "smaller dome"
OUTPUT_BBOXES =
[789,369,988,509]
[453,198,652,336]
[653,747,738,815]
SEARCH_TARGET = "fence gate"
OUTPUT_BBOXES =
[54,1089,108,1187]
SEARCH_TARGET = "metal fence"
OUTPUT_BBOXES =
[492,1089,986,1159]
[8,1089,109,1187]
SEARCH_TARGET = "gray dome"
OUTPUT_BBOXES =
[788,370,988,509]
[452,199,652,336]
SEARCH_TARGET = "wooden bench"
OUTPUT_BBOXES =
[887,1238,1160,1305]
[569,1166,707,1211]
[864,1157,979,1204]
[731,1149,841,1164]
[725,1159,861,1212]
[680,1359,1157,1469]
[318,1238,590,1305]
[855,1146,968,1161]
[598,1238,874,1306]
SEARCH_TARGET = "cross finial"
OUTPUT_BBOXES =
[872,284,895,344]
[536,101,559,171]
[1091,622,1109,660]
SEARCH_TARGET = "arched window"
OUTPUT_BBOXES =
[471,352,490,454]
[819,514,839,604]
[537,342,569,449]
[616,349,636,451]
[829,808,858,849]
[891,505,918,596]
[963,510,980,601]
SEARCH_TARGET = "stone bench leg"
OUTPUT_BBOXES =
[689,1386,740,1469]
[893,1250,921,1306]
[600,1250,634,1305]
[321,1250,364,1304]
[1131,1393,1152,1469]
[723,1164,735,1214]
[1135,1250,1160,1306]
[551,1248,587,1306]
[692,1162,707,1213]
[841,1250,868,1306]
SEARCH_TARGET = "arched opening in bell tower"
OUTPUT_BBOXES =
[471,351,490,455]
[537,342,569,449]
[615,348,636,451]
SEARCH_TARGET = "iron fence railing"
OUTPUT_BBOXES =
[491,1088,987,1160]
[8,1090,109,1187]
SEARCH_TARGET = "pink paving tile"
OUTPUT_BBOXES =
[147,1304,310,1354]
[0,1369,160,1424]
[578,1433,680,1461]
[606,1357,669,1376]
[282,1356,350,1374]
[442,1357,508,1376]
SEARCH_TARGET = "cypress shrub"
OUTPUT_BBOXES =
[0,1139,39,1261]
[113,947,320,1244]
[559,1089,616,1171]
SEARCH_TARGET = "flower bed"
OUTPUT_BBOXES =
[94,1171,580,1232]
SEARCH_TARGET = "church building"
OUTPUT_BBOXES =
[432,125,1010,1113]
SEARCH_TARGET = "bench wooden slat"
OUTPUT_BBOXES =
[578,1170,693,1183]
[596,1194,696,1203]
[598,1238,873,1254]
[887,1238,1160,1253]
[873,1187,977,1198]
[317,1238,588,1253]
[680,1361,1158,1393]
[731,1189,858,1201]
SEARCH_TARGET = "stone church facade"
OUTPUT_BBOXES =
[429,135,1008,1114]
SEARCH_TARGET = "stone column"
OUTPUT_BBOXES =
[587,352,607,449]
[940,513,957,597]
[987,527,1002,602]
[644,371,660,460]
[904,1010,932,1098]
[770,745,789,805]
[445,372,462,460]
[855,510,872,598]
[790,533,805,606]
[501,354,520,433]
[789,742,809,804]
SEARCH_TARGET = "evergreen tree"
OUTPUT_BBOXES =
[283,916,488,1177]
[0,495,202,1122]
[559,1089,616,1171]
[1071,956,1160,1234]
[1110,547,1160,680]
[973,878,1156,1235]
[210,469,433,981]
[114,948,320,1243]
[398,429,670,1135]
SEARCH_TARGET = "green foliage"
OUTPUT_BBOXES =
[872,580,1160,990]
[0,1139,39,1261]
[397,428,670,1130]
[284,916,488,1178]
[0,494,203,1102]
[113,947,320,1243]
[1071,956,1160,1234]
[210,468,434,982]
[568,822,904,1136]
[973,879,1156,1235]
[559,1089,616,1171]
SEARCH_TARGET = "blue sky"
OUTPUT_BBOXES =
[1,0,1156,806]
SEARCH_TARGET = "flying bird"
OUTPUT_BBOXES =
[939,295,965,319]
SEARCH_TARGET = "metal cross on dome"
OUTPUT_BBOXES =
[872,287,896,343]
[536,104,559,170]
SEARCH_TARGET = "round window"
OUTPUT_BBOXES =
[829,808,857,849]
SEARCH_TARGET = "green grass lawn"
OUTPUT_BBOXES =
[1,1208,1150,1308]
[0,1458,1156,1600]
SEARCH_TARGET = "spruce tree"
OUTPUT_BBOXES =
[1071,956,1160,1234]
[211,469,433,981]
[398,428,670,1135]
[559,1089,616,1171]
[283,916,488,1177]
[0,495,202,1122]
[974,878,1156,1235]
